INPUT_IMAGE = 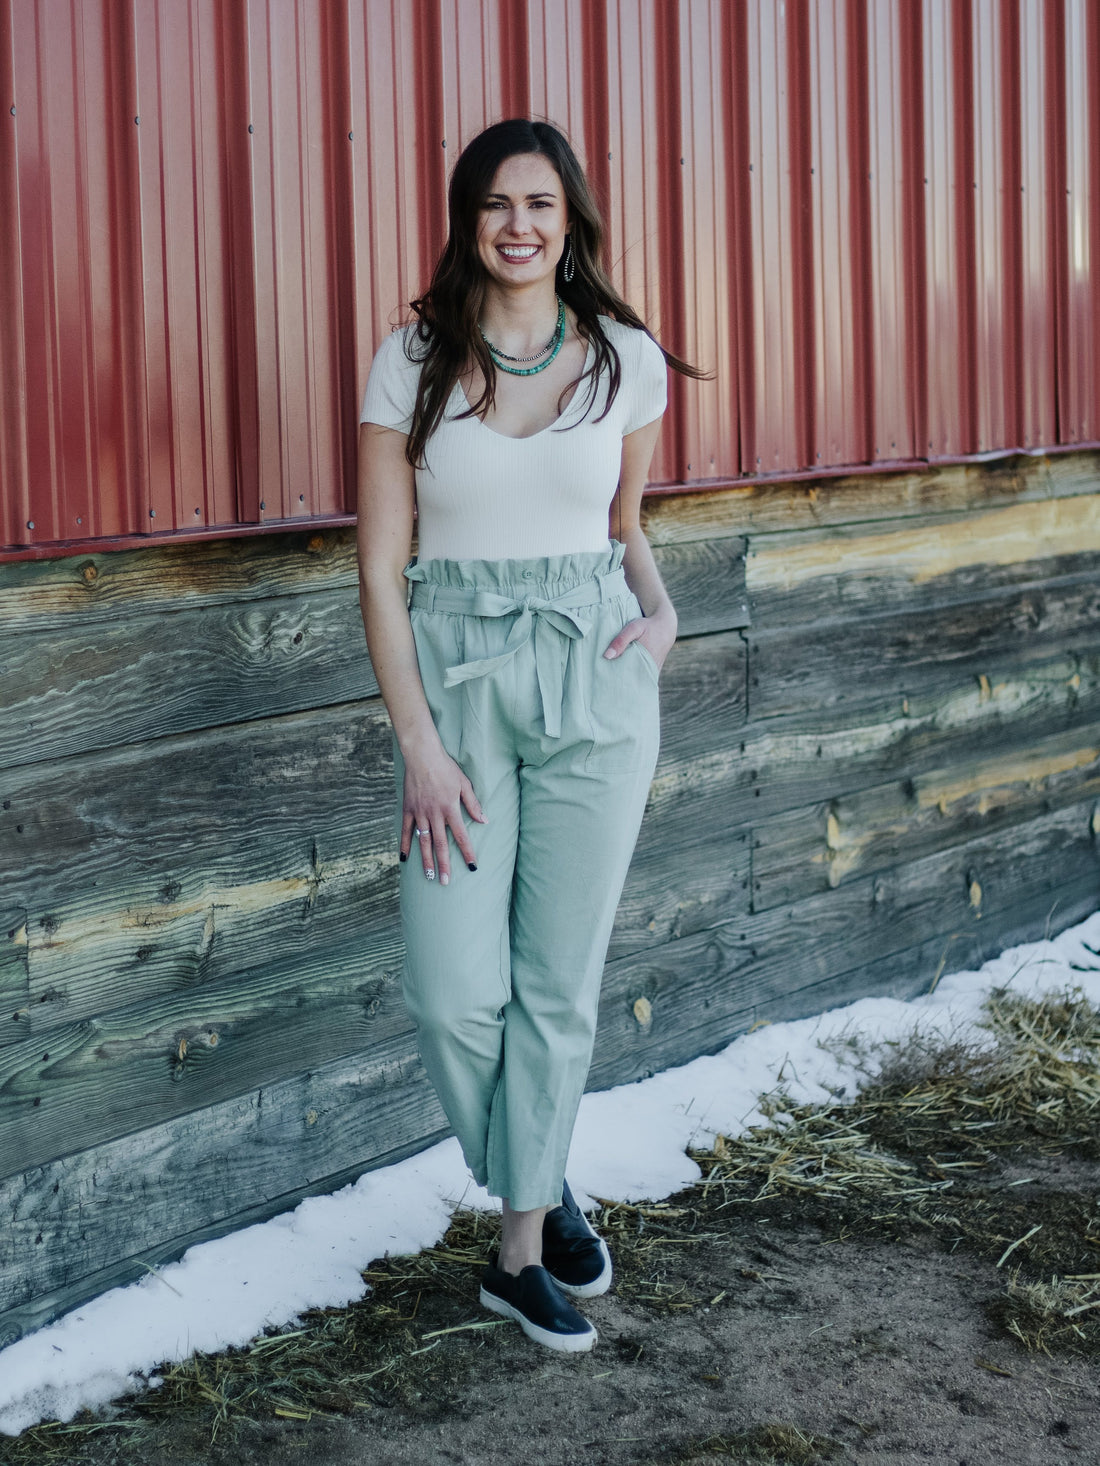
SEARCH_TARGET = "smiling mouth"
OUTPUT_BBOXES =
[497,245,540,260]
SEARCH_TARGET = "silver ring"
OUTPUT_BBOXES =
[415,827,427,838]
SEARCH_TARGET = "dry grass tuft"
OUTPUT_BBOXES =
[661,1421,845,1464]
[991,1269,1100,1355]
[861,984,1100,1151]
[691,984,1100,1359]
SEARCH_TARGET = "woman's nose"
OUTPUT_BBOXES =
[506,207,533,234]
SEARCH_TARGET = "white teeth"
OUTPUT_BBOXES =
[500,246,538,259]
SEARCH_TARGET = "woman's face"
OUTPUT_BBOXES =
[475,152,570,292]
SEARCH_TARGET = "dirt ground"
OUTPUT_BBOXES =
[8,1157,1099,1466]
[5,993,1100,1466]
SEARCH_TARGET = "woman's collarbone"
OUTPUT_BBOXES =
[478,339,588,438]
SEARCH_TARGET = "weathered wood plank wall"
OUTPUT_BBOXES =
[2,451,1099,1344]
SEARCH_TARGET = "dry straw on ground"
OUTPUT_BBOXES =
[6,981,1100,1463]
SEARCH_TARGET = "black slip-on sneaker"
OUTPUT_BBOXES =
[479,1255,597,1352]
[542,1178,613,1299]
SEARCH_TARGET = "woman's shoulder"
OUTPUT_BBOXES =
[361,322,429,430]
[594,314,665,369]
[592,315,668,432]
[372,321,430,369]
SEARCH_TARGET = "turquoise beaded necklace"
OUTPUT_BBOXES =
[479,297,566,376]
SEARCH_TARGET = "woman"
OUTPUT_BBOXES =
[357,118,700,1352]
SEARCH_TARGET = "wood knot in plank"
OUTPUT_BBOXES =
[632,996,653,1028]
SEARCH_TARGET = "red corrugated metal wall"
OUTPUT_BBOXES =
[1,0,1097,559]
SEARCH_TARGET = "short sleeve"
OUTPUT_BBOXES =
[622,329,668,435]
[359,327,422,433]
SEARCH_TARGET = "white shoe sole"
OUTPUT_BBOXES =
[479,1285,597,1352]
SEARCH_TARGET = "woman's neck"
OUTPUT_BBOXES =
[479,284,564,354]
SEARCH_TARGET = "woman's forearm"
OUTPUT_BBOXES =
[358,567,446,760]
[356,422,448,761]
[619,523,677,629]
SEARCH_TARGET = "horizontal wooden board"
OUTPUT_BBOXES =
[656,538,748,633]
[0,1030,449,1344]
[663,647,1100,826]
[748,572,1100,721]
[609,633,750,959]
[0,528,745,637]
[751,726,1100,910]
[745,499,1100,626]
[0,930,413,1181]
[611,790,750,962]
[0,590,380,772]
[642,451,1100,544]
[0,529,361,634]
[2,701,398,1030]
[592,800,1100,1086]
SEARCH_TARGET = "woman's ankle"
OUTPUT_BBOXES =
[498,1202,550,1275]
[495,1247,541,1277]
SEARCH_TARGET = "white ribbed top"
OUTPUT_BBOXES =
[359,316,668,562]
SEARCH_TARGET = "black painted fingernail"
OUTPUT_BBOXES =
[399,852,408,862]
[468,862,478,872]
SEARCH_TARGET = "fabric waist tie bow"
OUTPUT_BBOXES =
[406,566,629,738]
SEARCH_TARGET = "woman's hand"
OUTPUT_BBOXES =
[601,604,677,671]
[400,736,487,884]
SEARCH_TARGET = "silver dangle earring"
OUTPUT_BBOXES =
[563,236,575,284]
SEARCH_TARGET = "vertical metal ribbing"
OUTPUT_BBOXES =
[786,0,814,469]
[1045,0,1068,446]
[0,0,30,548]
[721,0,754,478]
[843,0,872,466]
[951,0,979,455]
[898,0,927,464]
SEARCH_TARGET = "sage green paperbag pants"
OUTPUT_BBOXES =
[395,543,660,1212]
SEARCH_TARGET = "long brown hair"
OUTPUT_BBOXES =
[402,118,704,468]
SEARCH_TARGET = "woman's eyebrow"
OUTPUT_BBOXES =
[484,190,558,202]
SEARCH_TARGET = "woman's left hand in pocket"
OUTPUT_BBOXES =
[601,606,677,670]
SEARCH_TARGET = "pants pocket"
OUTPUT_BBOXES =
[582,604,661,773]
[632,638,661,683]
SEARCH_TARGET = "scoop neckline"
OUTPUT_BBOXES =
[452,334,597,441]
